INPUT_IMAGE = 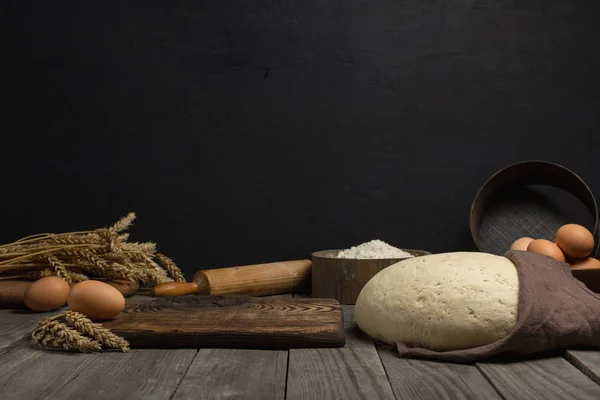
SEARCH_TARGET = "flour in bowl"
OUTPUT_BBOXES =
[337,240,414,259]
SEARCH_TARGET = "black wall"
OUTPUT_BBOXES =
[2,1,600,279]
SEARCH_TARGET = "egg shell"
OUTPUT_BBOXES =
[68,280,125,321]
[509,237,535,251]
[527,239,566,262]
[556,224,595,260]
[24,276,70,312]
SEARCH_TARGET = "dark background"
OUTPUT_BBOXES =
[2,0,599,279]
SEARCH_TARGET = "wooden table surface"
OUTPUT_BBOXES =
[2,293,600,400]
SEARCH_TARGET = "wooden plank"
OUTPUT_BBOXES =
[172,292,291,400]
[122,291,155,305]
[0,341,196,400]
[46,349,196,400]
[377,348,501,400]
[0,340,95,400]
[101,295,345,349]
[477,356,600,400]
[286,304,395,400]
[0,308,60,356]
[0,281,32,308]
[172,349,287,400]
[565,350,600,385]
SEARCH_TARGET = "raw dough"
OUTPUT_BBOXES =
[355,252,519,351]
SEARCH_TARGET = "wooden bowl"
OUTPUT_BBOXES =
[311,249,431,304]
[470,160,599,257]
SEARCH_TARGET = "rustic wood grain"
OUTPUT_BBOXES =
[123,291,155,305]
[377,348,501,399]
[173,349,287,400]
[3,292,600,399]
[101,295,345,349]
[477,356,600,399]
[0,281,32,308]
[565,350,600,385]
[0,340,95,400]
[172,293,292,400]
[286,304,395,400]
[0,308,61,356]
[0,340,196,400]
[48,349,196,400]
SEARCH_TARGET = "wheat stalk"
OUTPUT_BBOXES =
[44,255,72,284]
[67,271,89,283]
[63,312,130,351]
[155,253,186,282]
[0,213,185,286]
[110,212,136,233]
[31,311,129,352]
[32,319,102,352]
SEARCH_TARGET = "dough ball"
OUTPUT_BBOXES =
[355,252,519,351]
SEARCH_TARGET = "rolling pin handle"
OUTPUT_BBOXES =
[152,282,199,297]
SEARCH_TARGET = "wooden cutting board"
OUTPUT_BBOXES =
[0,279,139,308]
[101,295,346,349]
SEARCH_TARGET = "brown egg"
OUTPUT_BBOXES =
[527,239,566,262]
[556,224,595,260]
[24,276,70,312]
[68,280,125,321]
[569,257,600,269]
[509,237,535,251]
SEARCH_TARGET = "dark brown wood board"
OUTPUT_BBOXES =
[0,279,139,308]
[101,295,345,350]
[0,280,32,308]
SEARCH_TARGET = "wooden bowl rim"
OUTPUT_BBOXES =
[311,248,431,261]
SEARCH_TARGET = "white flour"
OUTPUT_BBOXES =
[337,239,414,259]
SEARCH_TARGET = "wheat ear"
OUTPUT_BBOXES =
[63,312,130,351]
[31,311,130,352]
[155,253,186,282]
[110,212,136,233]
[32,318,101,352]
[44,256,73,284]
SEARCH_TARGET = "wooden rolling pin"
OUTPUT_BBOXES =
[152,259,312,297]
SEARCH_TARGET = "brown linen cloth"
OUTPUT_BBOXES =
[395,250,600,363]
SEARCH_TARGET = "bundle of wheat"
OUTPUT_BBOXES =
[0,213,185,286]
[32,311,130,352]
